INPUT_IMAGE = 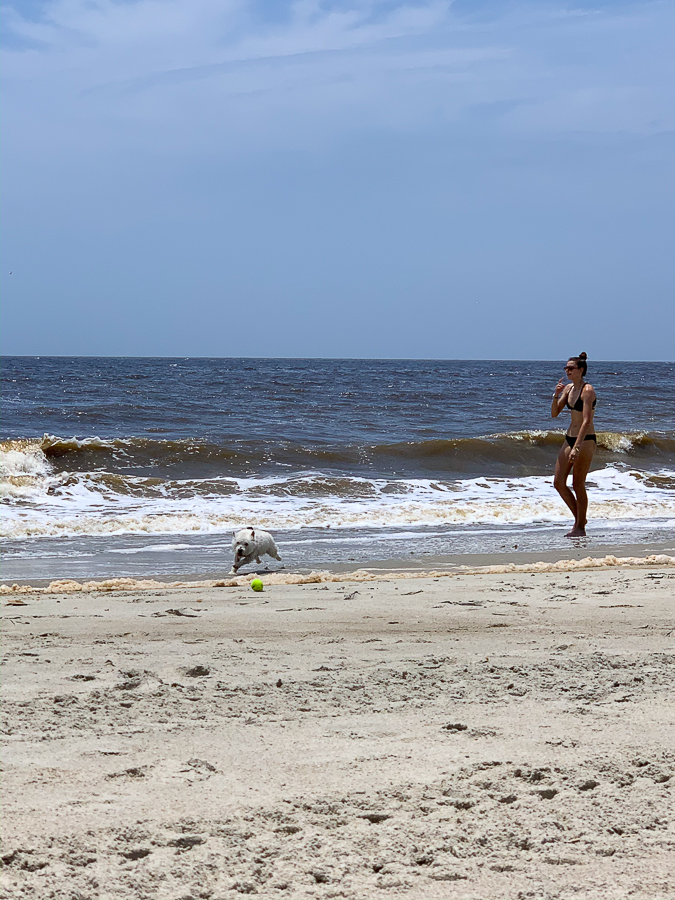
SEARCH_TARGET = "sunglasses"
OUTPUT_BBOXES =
[564,365,578,371]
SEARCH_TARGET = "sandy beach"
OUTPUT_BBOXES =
[2,556,674,900]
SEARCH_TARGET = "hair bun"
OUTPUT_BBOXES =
[578,352,588,360]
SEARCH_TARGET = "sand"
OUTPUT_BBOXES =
[2,561,674,900]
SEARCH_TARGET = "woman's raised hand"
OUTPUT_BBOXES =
[554,379,565,398]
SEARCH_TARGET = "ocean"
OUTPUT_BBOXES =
[2,357,674,581]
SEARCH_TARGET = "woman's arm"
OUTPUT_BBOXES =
[551,381,568,418]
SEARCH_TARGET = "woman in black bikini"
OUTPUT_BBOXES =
[551,352,597,537]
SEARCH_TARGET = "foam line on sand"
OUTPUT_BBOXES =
[2,553,674,595]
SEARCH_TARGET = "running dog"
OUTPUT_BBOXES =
[230,527,281,574]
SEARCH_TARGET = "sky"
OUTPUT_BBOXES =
[1,0,674,359]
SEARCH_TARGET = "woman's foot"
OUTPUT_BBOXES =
[565,526,586,537]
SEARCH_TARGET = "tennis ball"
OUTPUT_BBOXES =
[250,578,264,592]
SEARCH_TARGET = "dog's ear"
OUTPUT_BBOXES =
[250,529,255,539]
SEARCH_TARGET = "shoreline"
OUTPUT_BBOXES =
[3,542,675,593]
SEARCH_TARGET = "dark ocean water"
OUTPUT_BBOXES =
[2,357,674,580]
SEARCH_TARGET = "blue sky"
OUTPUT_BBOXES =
[2,0,673,358]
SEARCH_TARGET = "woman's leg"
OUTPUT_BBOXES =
[554,442,577,521]
[568,441,596,537]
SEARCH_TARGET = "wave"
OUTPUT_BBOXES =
[0,440,53,500]
[8,430,675,477]
[37,430,675,454]
[2,433,674,541]
[3,444,675,503]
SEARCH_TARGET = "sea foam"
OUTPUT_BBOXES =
[1,465,673,539]
[2,435,674,540]
[2,554,674,594]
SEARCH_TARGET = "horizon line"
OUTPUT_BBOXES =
[1,355,673,363]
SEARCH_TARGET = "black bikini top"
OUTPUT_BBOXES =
[566,385,597,412]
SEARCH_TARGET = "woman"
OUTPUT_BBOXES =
[551,352,597,537]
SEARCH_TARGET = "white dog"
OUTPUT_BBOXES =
[231,526,281,574]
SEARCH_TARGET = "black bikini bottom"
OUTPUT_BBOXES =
[565,434,597,448]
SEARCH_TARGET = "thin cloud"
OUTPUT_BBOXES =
[3,0,672,147]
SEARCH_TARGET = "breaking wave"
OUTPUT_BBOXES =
[1,432,674,540]
[21,430,675,474]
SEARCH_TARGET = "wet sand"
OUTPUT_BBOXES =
[2,561,674,899]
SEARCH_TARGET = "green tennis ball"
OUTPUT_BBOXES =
[250,579,264,592]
